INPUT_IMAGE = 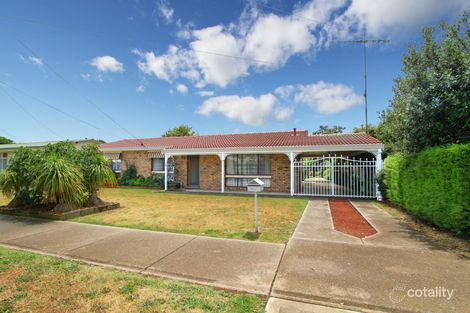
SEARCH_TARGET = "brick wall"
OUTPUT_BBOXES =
[173,155,187,188]
[121,151,151,177]
[270,154,290,193]
[199,155,221,190]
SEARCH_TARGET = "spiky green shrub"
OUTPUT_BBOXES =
[35,154,87,208]
[0,141,116,210]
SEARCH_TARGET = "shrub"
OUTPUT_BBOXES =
[118,165,138,186]
[118,165,166,189]
[383,144,470,233]
[0,142,116,210]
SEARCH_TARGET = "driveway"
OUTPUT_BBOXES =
[270,199,470,313]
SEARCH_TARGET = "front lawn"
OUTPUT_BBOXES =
[73,188,307,243]
[0,247,264,313]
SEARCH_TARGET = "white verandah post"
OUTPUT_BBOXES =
[219,153,226,193]
[164,153,169,191]
[288,152,295,196]
[375,148,383,200]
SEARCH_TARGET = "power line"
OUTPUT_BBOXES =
[0,86,64,139]
[17,39,146,146]
[192,49,276,66]
[3,15,286,67]
[0,81,126,140]
[1,81,99,130]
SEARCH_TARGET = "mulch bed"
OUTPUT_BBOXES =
[329,198,377,238]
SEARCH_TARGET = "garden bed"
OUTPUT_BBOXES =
[0,202,120,220]
[329,198,377,238]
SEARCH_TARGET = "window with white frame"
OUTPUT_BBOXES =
[151,157,174,173]
[225,154,271,187]
[0,153,8,171]
[111,159,121,173]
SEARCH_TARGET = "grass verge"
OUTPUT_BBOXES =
[0,246,265,313]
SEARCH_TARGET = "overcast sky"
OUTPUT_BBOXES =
[1,0,468,142]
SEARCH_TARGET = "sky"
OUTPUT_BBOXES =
[0,0,468,143]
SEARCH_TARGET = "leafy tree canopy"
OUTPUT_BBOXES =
[313,125,346,135]
[0,136,13,144]
[162,124,197,137]
[380,12,470,153]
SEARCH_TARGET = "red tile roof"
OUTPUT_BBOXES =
[100,130,382,150]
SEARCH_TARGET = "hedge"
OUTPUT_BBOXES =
[382,144,470,234]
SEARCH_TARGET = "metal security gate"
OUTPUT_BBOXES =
[293,156,376,198]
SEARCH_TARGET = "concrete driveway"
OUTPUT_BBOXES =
[270,200,470,313]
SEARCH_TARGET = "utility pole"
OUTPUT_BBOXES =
[338,32,389,133]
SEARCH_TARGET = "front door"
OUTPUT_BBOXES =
[188,155,200,187]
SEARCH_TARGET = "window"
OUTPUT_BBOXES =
[225,154,271,188]
[0,153,8,171]
[151,157,174,173]
[111,159,121,173]
[151,158,164,172]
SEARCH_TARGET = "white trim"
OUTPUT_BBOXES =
[225,175,272,179]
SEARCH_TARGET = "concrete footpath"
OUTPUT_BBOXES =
[0,215,283,295]
[270,199,470,313]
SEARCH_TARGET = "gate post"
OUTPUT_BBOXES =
[331,156,335,196]
[289,152,294,196]
[375,148,383,201]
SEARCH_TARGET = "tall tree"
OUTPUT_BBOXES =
[0,136,13,144]
[162,124,197,137]
[381,12,470,153]
[313,125,345,135]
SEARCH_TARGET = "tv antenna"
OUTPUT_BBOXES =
[337,31,390,133]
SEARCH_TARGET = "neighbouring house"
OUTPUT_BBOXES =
[99,129,384,199]
[0,139,101,171]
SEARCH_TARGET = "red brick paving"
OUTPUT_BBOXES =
[328,198,377,238]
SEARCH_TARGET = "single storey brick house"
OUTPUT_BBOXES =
[99,129,384,199]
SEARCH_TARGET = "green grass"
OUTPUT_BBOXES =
[72,188,307,243]
[0,247,265,313]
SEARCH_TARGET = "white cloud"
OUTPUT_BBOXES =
[274,85,295,98]
[325,0,469,41]
[20,55,43,67]
[198,93,278,126]
[135,0,470,88]
[90,56,124,73]
[134,46,195,83]
[198,90,214,97]
[293,81,362,114]
[136,85,145,93]
[197,93,293,126]
[191,25,249,88]
[176,83,188,95]
[274,106,294,121]
[156,0,174,24]
[81,72,104,82]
